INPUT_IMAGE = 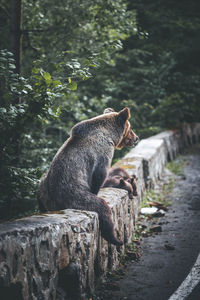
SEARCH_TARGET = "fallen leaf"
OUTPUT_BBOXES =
[148,201,168,211]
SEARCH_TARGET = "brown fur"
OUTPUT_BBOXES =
[108,167,138,196]
[102,176,134,199]
[38,108,138,246]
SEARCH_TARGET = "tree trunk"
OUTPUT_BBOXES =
[10,0,22,74]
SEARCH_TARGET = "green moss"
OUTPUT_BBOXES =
[166,155,187,176]
[162,178,175,195]
[140,176,175,209]
[140,189,170,209]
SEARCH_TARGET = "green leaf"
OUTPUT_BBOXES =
[0,57,7,62]
[43,72,51,81]
[7,52,14,57]
[67,81,77,90]
[0,108,6,113]
[89,64,97,68]
[9,64,16,70]
[52,80,62,87]
[32,67,39,74]
[24,84,33,90]
[48,108,54,115]
[55,106,61,116]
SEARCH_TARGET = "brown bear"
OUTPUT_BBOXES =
[38,107,138,246]
[102,175,134,199]
[108,167,138,196]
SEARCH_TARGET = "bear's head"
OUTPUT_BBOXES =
[104,107,138,149]
[72,107,138,150]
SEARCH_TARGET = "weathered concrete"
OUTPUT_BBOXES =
[124,138,166,188]
[96,188,135,275]
[0,123,200,299]
[0,191,134,300]
[0,210,99,300]
[148,130,180,161]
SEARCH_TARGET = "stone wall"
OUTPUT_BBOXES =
[0,123,200,300]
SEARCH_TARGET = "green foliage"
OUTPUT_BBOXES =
[127,0,200,126]
[0,0,135,221]
[0,0,200,221]
[21,0,136,75]
[153,93,200,127]
[140,189,172,209]
[0,50,80,220]
[0,50,38,219]
[166,156,187,176]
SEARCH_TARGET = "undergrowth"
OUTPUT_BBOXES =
[166,155,187,176]
[140,178,174,209]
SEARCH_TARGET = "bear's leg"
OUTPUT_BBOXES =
[97,198,123,246]
[70,192,123,246]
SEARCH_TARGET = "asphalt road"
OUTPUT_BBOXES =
[96,144,200,300]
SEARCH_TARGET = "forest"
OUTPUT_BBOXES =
[0,0,200,221]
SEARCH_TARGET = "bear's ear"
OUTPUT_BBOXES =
[118,107,130,122]
[104,108,115,114]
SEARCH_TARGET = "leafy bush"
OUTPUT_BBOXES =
[0,50,69,220]
[153,93,200,128]
[0,50,109,221]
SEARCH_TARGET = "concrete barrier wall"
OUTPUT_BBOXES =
[0,123,200,300]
